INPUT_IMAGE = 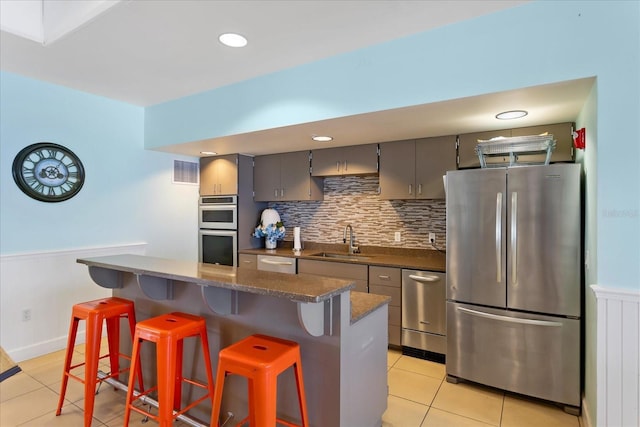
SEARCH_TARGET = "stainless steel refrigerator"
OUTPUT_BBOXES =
[445,163,582,414]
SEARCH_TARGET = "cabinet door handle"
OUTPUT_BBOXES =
[378,275,390,280]
[344,160,348,171]
[281,188,285,198]
[418,184,422,195]
[274,189,279,198]
[336,161,340,172]
[408,184,413,195]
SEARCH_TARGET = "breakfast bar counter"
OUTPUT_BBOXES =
[77,254,389,427]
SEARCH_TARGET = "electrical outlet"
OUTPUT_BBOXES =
[22,308,31,322]
[394,231,401,242]
[429,233,436,244]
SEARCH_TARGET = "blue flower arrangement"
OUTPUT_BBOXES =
[253,221,286,245]
[253,208,285,247]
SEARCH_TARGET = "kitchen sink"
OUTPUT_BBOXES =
[308,252,372,261]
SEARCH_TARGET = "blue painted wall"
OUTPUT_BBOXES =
[0,72,199,259]
[146,1,639,293]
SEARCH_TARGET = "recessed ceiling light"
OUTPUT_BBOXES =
[201,151,218,155]
[496,110,528,120]
[312,135,333,142]
[218,33,247,48]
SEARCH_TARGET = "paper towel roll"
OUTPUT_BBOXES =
[293,227,302,250]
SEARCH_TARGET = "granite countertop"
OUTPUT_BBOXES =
[350,291,390,324]
[77,254,390,323]
[78,254,355,303]
[240,242,446,272]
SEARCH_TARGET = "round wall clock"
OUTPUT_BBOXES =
[12,142,85,202]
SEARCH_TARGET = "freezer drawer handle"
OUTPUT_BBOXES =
[260,259,294,266]
[457,307,562,327]
[496,192,503,283]
[419,320,431,325]
[408,274,439,282]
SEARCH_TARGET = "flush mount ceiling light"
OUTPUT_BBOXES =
[312,135,333,142]
[200,151,218,155]
[496,110,528,120]
[218,33,247,48]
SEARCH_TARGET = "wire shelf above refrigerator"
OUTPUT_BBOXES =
[475,134,556,168]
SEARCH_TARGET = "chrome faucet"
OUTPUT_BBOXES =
[343,224,359,254]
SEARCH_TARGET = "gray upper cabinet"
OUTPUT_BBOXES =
[200,154,238,195]
[458,129,512,169]
[254,151,323,202]
[379,136,456,199]
[510,122,575,163]
[311,144,378,177]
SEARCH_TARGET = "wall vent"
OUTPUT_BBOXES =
[173,160,199,185]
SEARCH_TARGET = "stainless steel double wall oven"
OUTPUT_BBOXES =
[198,195,238,266]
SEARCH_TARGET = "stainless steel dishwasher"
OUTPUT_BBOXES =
[401,269,446,356]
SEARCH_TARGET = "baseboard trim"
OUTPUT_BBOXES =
[10,332,87,362]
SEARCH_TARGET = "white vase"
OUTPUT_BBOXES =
[265,239,277,249]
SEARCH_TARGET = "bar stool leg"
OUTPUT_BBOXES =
[104,315,120,382]
[125,309,144,392]
[211,364,226,426]
[253,374,278,426]
[56,317,79,415]
[82,313,103,427]
[174,338,184,412]
[123,331,141,427]
[198,329,217,426]
[156,336,177,427]
[294,362,309,427]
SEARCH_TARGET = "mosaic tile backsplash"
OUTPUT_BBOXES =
[269,175,446,250]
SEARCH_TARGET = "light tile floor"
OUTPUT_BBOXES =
[0,344,582,426]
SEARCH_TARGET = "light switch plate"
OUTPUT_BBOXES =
[429,232,436,244]
[394,231,401,242]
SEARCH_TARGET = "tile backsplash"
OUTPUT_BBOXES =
[269,175,446,250]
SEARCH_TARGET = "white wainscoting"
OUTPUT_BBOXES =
[592,285,640,427]
[0,243,147,362]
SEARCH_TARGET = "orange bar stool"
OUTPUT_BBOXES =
[211,334,309,427]
[123,312,216,427]
[56,297,143,427]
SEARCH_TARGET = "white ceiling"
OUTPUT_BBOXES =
[1,0,593,157]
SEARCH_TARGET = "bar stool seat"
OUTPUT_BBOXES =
[124,311,215,427]
[211,334,309,427]
[56,297,143,427]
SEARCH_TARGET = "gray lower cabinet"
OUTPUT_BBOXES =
[379,136,456,199]
[254,151,323,201]
[369,266,401,347]
[238,254,257,269]
[297,259,368,293]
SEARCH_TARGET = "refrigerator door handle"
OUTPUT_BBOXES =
[511,192,518,285]
[495,192,503,283]
[457,307,562,327]
[408,274,440,282]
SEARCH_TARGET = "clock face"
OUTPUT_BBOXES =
[12,142,85,202]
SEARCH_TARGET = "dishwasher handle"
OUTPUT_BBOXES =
[408,274,440,283]
[260,259,294,266]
